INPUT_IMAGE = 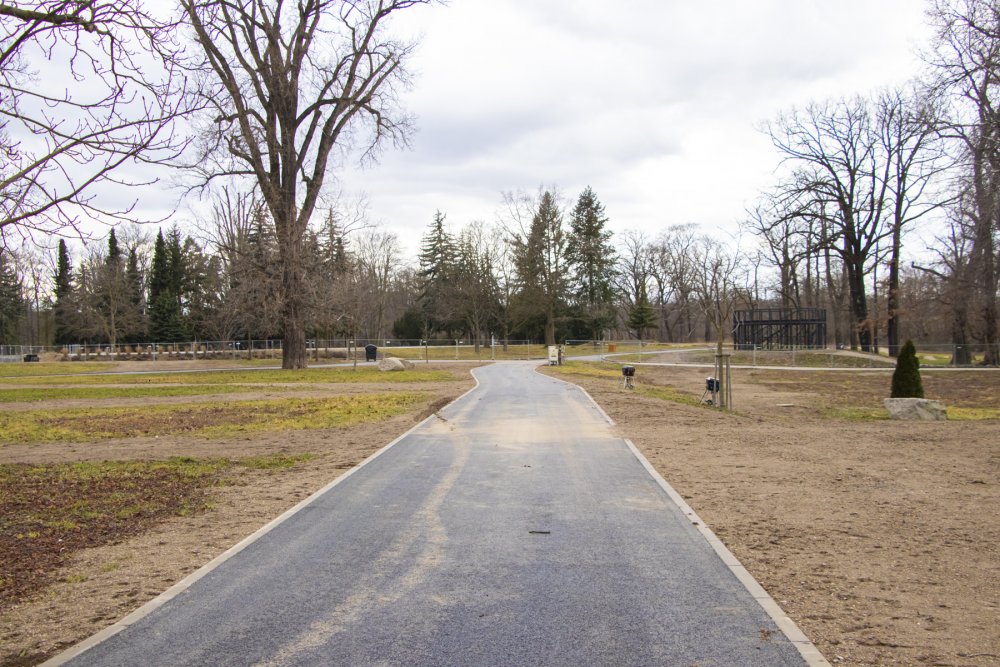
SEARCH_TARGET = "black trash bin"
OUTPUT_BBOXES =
[364,344,377,362]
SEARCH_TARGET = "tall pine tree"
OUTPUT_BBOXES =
[53,239,75,345]
[106,228,121,266]
[565,186,616,340]
[0,249,21,345]
[148,229,187,342]
[320,208,351,276]
[418,211,458,336]
[512,191,567,345]
[627,283,657,341]
[92,228,132,347]
[125,248,146,343]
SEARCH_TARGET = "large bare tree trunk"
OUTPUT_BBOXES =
[544,304,556,346]
[844,247,872,351]
[953,303,973,365]
[279,226,307,369]
[886,221,902,357]
[973,141,1000,366]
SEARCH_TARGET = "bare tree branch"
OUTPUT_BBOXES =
[0,0,191,246]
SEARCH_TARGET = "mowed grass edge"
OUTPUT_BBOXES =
[0,366,455,386]
[546,362,711,409]
[0,392,428,444]
[0,384,295,403]
[549,361,1000,419]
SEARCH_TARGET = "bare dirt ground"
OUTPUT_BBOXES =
[545,362,1000,667]
[2,359,998,666]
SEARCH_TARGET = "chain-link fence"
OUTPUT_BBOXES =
[590,341,996,368]
[2,339,544,363]
[2,339,995,367]
[0,345,44,363]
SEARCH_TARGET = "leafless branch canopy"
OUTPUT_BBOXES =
[182,0,427,235]
[179,0,430,368]
[0,1,190,245]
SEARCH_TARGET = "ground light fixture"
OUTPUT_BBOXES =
[621,365,635,389]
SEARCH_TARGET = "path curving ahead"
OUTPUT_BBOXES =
[51,362,817,666]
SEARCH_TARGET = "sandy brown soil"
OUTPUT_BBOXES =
[548,363,1000,667]
[3,360,999,666]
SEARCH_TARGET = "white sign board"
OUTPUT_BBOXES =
[548,346,560,365]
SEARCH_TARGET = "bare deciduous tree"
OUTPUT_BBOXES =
[352,228,400,341]
[648,224,699,343]
[181,0,430,368]
[914,203,977,364]
[743,192,812,308]
[765,97,890,351]
[0,1,186,244]
[455,220,501,351]
[692,235,747,354]
[876,85,949,355]
[926,0,1000,364]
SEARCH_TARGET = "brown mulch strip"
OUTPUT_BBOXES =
[0,461,223,611]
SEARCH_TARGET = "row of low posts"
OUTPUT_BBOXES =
[56,343,283,361]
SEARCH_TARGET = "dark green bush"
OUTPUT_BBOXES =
[891,339,924,398]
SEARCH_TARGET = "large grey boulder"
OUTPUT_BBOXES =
[377,356,414,372]
[883,398,948,421]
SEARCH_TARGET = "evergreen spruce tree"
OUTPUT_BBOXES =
[565,186,616,340]
[891,339,924,398]
[91,229,131,347]
[418,211,457,336]
[167,226,185,303]
[148,229,187,342]
[511,191,567,345]
[627,284,657,341]
[178,239,216,341]
[149,230,170,304]
[0,249,21,344]
[320,208,351,276]
[125,248,146,343]
[233,208,283,341]
[53,239,75,345]
[454,223,501,351]
[106,228,121,266]
[392,307,425,340]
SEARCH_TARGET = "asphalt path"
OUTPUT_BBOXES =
[54,362,813,666]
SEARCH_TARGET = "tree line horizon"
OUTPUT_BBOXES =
[1,0,999,366]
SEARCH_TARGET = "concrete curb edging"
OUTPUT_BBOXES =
[539,365,831,667]
[42,373,485,667]
[623,439,831,667]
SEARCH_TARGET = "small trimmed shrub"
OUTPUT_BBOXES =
[891,339,924,398]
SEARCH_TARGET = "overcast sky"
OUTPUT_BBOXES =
[329,0,934,258]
